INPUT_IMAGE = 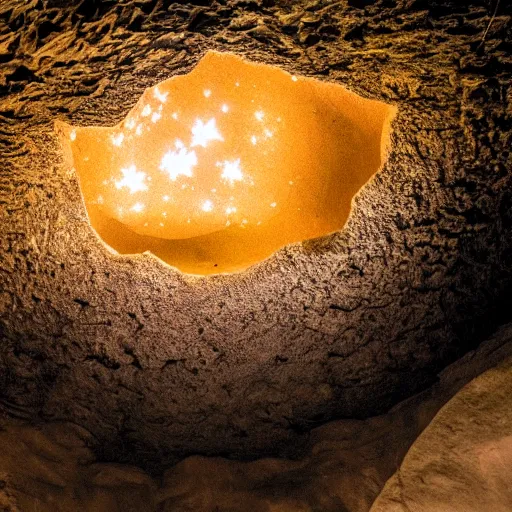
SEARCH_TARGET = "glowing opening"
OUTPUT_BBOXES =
[56,51,396,275]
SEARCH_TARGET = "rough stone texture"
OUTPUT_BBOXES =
[156,324,512,512]
[0,420,157,511]
[1,322,511,511]
[371,351,512,512]
[0,0,511,472]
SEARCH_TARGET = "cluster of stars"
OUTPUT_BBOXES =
[73,75,301,230]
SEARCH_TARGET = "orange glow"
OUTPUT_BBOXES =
[56,51,396,275]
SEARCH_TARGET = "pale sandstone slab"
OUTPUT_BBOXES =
[371,358,512,512]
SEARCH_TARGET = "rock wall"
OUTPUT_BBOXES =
[371,353,512,511]
[0,0,511,472]
[1,322,512,511]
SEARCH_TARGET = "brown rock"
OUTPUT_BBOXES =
[0,0,511,483]
[371,358,512,512]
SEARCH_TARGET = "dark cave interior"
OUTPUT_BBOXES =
[0,0,511,510]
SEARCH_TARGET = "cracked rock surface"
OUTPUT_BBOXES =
[0,0,511,473]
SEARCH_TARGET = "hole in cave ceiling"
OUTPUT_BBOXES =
[56,51,396,275]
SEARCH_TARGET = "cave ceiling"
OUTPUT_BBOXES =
[0,0,511,472]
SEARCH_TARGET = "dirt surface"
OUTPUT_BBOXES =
[0,0,511,472]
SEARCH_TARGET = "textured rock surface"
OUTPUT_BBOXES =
[0,0,511,472]
[1,323,511,511]
[0,421,157,512]
[371,354,512,511]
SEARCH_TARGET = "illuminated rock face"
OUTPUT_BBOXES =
[56,51,396,275]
